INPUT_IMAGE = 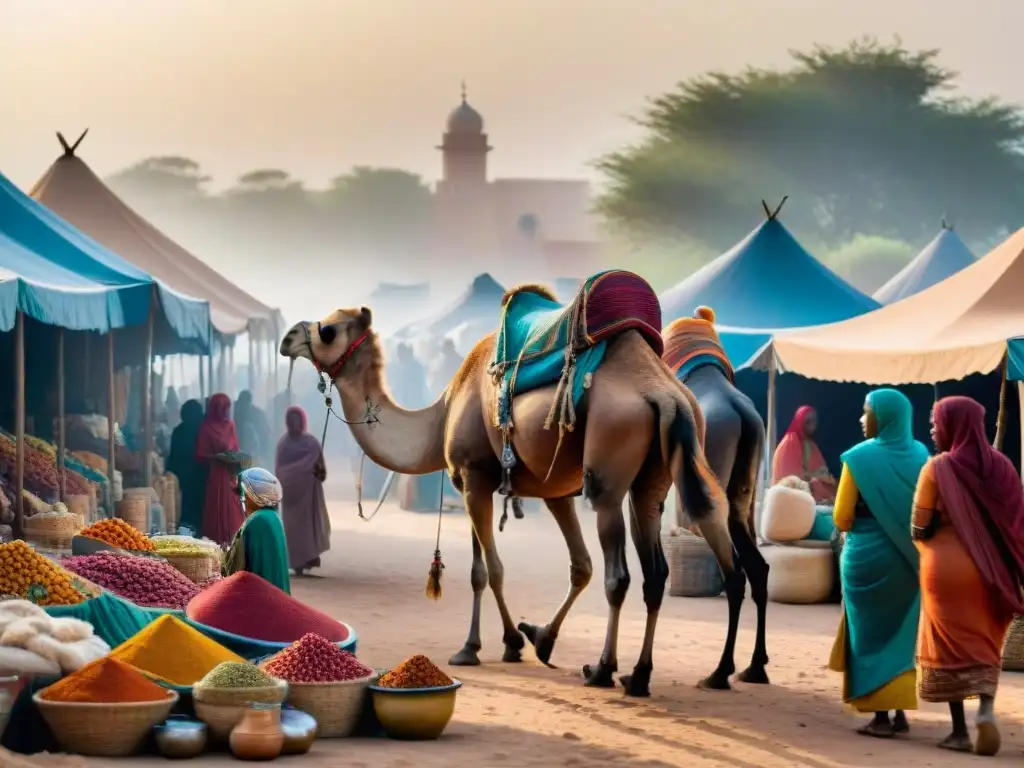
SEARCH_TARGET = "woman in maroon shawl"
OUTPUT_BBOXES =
[275,407,331,576]
[771,406,838,502]
[912,396,1024,757]
[196,393,244,546]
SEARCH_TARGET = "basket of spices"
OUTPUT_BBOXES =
[151,536,222,584]
[34,657,178,757]
[77,518,155,553]
[368,655,461,740]
[260,633,374,738]
[23,506,83,551]
[192,662,288,740]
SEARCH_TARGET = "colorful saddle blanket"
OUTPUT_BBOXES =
[492,270,663,433]
[663,317,735,382]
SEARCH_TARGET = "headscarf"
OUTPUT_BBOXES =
[841,389,929,569]
[772,406,828,483]
[931,396,1024,614]
[275,407,322,486]
[195,392,239,458]
[240,467,283,510]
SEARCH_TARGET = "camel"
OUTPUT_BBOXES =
[663,308,770,689]
[279,286,735,698]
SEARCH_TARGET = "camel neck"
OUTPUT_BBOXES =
[334,363,447,475]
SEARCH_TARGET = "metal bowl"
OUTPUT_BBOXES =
[153,715,207,759]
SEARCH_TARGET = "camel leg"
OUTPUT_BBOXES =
[449,530,486,666]
[581,472,631,689]
[519,496,593,666]
[618,478,671,697]
[468,480,526,663]
[732,512,770,684]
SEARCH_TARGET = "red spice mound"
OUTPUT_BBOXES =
[40,657,171,703]
[263,633,372,683]
[185,572,350,644]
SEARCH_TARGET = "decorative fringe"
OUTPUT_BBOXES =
[425,549,445,600]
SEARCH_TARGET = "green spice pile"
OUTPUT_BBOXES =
[198,661,276,689]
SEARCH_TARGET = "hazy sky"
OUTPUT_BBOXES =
[3,0,1023,196]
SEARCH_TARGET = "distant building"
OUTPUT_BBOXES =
[432,85,602,283]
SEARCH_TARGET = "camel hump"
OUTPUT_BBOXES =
[501,283,559,308]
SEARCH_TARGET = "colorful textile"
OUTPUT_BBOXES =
[275,407,331,570]
[772,406,836,502]
[830,389,927,710]
[196,393,242,546]
[239,467,283,510]
[662,314,734,382]
[226,506,291,595]
[492,270,663,431]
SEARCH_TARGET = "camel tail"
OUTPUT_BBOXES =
[664,398,734,573]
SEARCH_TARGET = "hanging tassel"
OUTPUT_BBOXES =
[425,549,445,600]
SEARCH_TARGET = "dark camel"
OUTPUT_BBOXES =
[664,309,771,689]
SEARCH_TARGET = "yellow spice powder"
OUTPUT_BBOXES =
[110,614,244,686]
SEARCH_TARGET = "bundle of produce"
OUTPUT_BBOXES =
[151,535,221,583]
[78,518,154,551]
[110,614,244,687]
[0,434,91,498]
[21,489,52,517]
[187,572,350,644]
[262,633,372,683]
[70,451,107,474]
[62,552,199,610]
[0,541,96,606]
[377,655,454,689]
[0,600,109,675]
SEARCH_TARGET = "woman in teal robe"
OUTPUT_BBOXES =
[225,467,291,594]
[828,388,929,737]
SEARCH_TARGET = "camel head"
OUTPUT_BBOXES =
[279,307,376,381]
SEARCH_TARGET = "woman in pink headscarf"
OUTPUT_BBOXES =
[912,396,1024,757]
[196,393,244,545]
[275,407,331,576]
[771,406,838,502]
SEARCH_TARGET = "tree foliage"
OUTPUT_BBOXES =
[597,38,1024,252]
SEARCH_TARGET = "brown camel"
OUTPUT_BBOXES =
[280,295,734,697]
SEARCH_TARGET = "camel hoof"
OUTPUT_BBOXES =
[501,646,523,663]
[501,628,525,663]
[619,663,652,698]
[518,622,556,666]
[582,661,617,688]
[448,646,481,667]
[698,670,733,691]
[736,665,770,685]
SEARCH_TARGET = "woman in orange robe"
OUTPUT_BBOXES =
[771,406,837,502]
[913,396,1024,757]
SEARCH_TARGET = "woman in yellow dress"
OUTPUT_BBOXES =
[828,389,929,737]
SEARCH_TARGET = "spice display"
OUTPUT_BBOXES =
[377,655,453,689]
[39,656,172,703]
[262,633,372,683]
[110,614,245,687]
[187,572,350,643]
[152,536,222,561]
[199,661,276,689]
[63,552,199,609]
[79,518,154,551]
[0,433,92,498]
[0,541,92,606]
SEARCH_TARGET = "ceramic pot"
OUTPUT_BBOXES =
[279,707,317,755]
[229,703,284,761]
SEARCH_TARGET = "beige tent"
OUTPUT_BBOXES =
[30,131,279,338]
[764,225,1024,384]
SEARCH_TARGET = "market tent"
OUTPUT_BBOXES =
[762,225,1024,384]
[873,223,976,304]
[1,167,210,350]
[393,273,506,351]
[30,133,278,338]
[659,203,879,366]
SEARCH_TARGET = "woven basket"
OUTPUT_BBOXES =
[33,691,177,757]
[162,552,220,584]
[24,514,82,551]
[284,675,373,738]
[663,530,724,597]
[193,680,288,708]
[65,495,91,521]
[116,496,148,533]
[761,544,833,604]
[1002,615,1024,671]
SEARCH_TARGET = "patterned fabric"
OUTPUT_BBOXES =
[918,664,999,702]
[239,467,283,510]
[662,317,734,382]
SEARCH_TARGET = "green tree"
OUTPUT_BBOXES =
[322,166,434,249]
[597,38,1024,252]
[106,156,211,200]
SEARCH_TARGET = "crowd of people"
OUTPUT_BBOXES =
[774,393,1024,757]
[163,390,333,591]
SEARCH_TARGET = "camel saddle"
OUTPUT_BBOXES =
[663,310,735,383]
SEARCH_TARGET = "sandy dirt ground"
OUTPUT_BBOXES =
[31,490,1024,766]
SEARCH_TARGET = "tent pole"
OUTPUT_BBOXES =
[198,354,206,401]
[227,342,236,399]
[142,301,155,489]
[14,311,25,541]
[207,345,215,397]
[764,350,778,494]
[271,336,280,422]
[57,328,66,502]
[217,341,228,398]
[994,353,1009,451]
[248,332,256,396]
[107,331,117,517]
